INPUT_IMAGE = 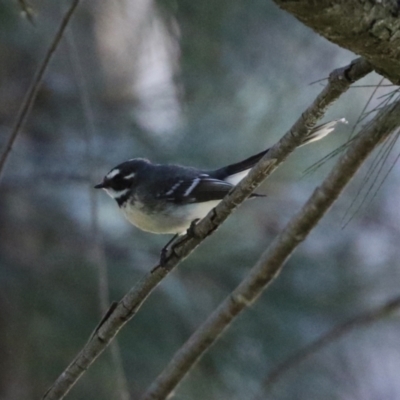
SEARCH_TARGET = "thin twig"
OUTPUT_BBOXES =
[309,76,328,86]
[139,99,400,400]
[376,87,400,100]
[303,78,395,176]
[41,57,372,400]
[341,130,399,228]
[0,0,80,181]
[341,131,394,225]
[361,131,400,212]
[351,77,384,137]
[350,84,394,88]
[341,82,400,226]
[258,295,400,396]
[302,136,357,177]
[303,78,394,176]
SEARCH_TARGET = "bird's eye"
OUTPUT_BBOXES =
[108,175,127,191]
[104,168,136,191]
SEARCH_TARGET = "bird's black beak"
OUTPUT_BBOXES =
[94,182,105,189]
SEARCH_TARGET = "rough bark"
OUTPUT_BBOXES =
[272,0,400,84]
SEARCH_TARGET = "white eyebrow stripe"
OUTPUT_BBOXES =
[165,180,183,196]
[183,177,200,197]
[106,169,120,179]
[124,173,136,180]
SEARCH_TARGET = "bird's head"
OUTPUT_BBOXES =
[94,158,150,201]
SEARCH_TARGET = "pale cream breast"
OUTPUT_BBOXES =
[120,199,221,234]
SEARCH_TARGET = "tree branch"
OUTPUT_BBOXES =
[272,0,400,84]
[139,99,400,400]
[0,0,80,181]
[259,294,400,397]
[41,58,371,400]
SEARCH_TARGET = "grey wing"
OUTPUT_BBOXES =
[159,175,234,204]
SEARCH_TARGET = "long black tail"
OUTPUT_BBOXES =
[212,119,346,182]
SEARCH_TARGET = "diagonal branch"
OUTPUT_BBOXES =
[0,0,80,181]
[139,98,400,400]
[41,58,372,400]
[259,294,400,397]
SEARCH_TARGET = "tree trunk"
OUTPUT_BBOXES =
[272,0,400,83]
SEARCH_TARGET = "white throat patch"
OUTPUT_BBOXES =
[104,187,129,200]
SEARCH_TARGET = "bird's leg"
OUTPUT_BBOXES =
[168,219,201,252]
[160,233,179,266]
[186,218,200,238]
[158,219,200,267]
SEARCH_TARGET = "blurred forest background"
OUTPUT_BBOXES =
[1,1,400,399]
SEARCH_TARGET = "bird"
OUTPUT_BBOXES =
[95,119,346,236]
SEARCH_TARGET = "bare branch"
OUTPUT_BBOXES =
[139,99,400,400]
[41,58,372,400]
[0,0,80,181]
[258,294,400,396]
